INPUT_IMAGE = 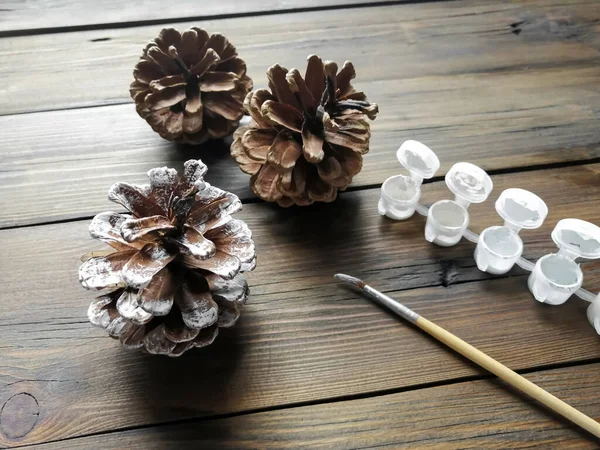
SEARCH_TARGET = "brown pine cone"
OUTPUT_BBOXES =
[130,27,253,145]
[78,160,256,356]
[231,55,378,206]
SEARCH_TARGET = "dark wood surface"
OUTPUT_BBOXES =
[1,0,599,448]
[0,0,400,35]
[27,364,600,449]
[4,0,600,115]
[2,0,600,227]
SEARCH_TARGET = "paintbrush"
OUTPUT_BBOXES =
[334,273,600,438]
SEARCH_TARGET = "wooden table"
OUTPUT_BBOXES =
[2,0,600,448]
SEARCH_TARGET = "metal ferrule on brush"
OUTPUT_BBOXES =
[363,285,420,323]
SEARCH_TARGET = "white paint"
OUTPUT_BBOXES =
[528,253,583,305]
[475,226,523,275]
[425,200,469,247]
[540,254,580,286]
[482,227,521,257]
[378,175,420,220]
[429,200,467,228]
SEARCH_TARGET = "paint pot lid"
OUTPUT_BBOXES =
[445,162,493,204]
[396,140,440,180]
[495,188,548,230]
[551,219,600,259]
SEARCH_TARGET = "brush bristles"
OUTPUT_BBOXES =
[334,273,366,289]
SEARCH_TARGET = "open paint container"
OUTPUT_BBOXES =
[425,162,493,247]
[475,188,548,275]
[378,140,439,220]
[528,219,600,305]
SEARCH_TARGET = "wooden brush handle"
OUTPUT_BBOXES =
[416,316,600,438]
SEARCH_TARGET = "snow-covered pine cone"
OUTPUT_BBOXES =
[79,160,255,356]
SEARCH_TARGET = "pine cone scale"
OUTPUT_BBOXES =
[178,285,218,330]
[147,47,180,75]
[79,253,130,290]
[245,89,274,128]
[109,183,163,218]
[218,58,246,77]
[262,100,303,132]
[89,212,135,249]
[199,71,238,91]
[203,93,243,121]
[251,164,284,201]
[116,290,141,319]
[134,61,165,84]
[301,123,325,163]
[243,129,276,162]
[215,298,240,328]
[121,215,174,242]
[189,49,220,76]
[163,314,199,343]
[139,268,175,316]
[174,227,216,259]
[120,323,146,348]
[267,131,302,170]
[121,243,177,289]
[267,64,300,110]
[305,55,326,101]
[182,109,203,134]
[155,27,182,51]
[144,325,176,355]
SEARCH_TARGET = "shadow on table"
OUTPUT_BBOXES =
[121,320,246,444]
[256,190,366,268]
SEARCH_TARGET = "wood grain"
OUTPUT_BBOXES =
[0,0,399,35]
[2,0,600,115]
[413,316,600,438]
[1,165,599,446]
[2,67,599,228]
[2,0,600,227]
[27,363,600,449]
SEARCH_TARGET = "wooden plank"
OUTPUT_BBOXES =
[0,0,399,35]
[1,165,599,446]
[2,66,600,228]
[3,0,600,227]
[2,0,600,115]
[27,363,600,449]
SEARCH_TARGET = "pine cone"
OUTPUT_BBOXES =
[130,27,253,145]
[78,160,256,356]
[231,55,378,206]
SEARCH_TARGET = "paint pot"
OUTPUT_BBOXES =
[475,226,523,274]
[425,200,469,246]
[475,189,547,275]
[425,162,492,247]
[378,175,420,220]
[528,219,600,305]
[528,253,583,305]
[378,140,439,220]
